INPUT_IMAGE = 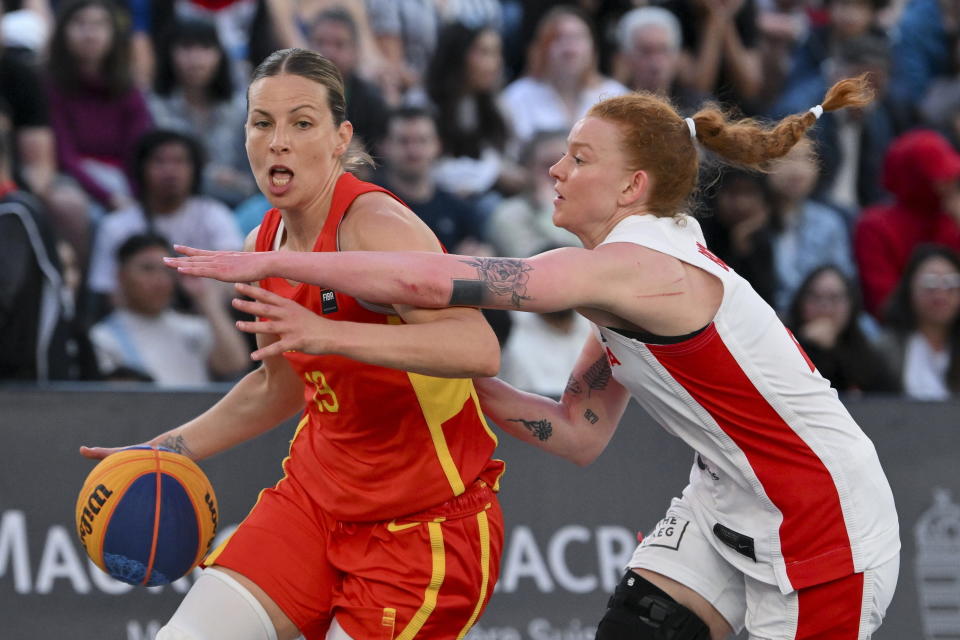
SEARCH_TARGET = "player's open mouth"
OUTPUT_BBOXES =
[270,166,293,187]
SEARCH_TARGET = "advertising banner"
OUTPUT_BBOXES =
[1,389,957,639]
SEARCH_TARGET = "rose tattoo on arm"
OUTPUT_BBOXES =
[449,258,534,307]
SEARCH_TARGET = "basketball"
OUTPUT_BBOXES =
[75,446,218,586]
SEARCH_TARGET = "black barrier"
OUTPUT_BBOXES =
[1,388,958,639]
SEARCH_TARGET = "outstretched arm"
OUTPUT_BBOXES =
[477,335,632,466]
[166,242,650,315]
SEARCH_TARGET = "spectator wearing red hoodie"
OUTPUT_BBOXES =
[854,129,960,317]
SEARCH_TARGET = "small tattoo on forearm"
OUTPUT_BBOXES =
[583,354,612,396]
[584,409,599,424]
[564,375,583,396]
[507,417,553,441]
[158,434,193,457]
[450,257,533,307]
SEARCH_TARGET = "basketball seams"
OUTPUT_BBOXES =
[82,451,208,489]
[90,470,154,573]
[80,452,161,489]
[77,448,217,586]
[157,456,217,566]
[141,448,163,586]
[174,465,210,569]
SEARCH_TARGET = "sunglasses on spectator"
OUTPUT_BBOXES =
[917,272,960,291]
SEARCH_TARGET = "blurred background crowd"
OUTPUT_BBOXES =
[1,0,959,401]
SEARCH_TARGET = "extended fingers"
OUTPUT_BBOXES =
[171,265,220,279]
[235,282,289,305]
[235,293,294,317]
[173,244,217,256]
[162,256,219,276]
[250,341,290,361]
[79,446,119,460]
[235,318,279,334]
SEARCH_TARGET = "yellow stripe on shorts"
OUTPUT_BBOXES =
[396,521,446,640]
[456,509,492,639]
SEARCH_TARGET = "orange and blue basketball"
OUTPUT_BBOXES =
[75,446,218,586]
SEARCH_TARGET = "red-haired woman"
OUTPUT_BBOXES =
[170,76,900,639]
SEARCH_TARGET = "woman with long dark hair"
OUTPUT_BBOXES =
[46,0,152,211]
[881,244,960,399]
[150,17,254,206]
[786,264,897,393]
[423,22,522,205]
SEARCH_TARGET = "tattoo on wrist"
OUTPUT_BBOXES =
[564,375,583,396]
[583,354,612,396]
[584,409,599,424]
[507,417,553,441]
[450,258,533,307]
[158,434,194,457]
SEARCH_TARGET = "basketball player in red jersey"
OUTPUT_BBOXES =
[81,48,505,640]
[169,76,901,640]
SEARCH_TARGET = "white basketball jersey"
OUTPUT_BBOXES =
[596,214,900,594]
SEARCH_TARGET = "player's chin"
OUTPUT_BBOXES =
[262,189,296,209]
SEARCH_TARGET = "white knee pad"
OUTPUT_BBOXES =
[156,568,279,640]
[324,619,354,640]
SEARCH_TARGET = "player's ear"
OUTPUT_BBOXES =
[335,121,354,157]
[619,169,649,207]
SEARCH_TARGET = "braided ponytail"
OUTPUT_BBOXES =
[689,74,874,170]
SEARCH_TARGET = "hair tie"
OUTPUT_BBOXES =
[808,104,824,120]
[684,117,697,139]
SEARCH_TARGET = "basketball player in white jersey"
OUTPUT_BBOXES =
[167,75,900,640]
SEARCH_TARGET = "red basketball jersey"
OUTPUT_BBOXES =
[254,173,504,522]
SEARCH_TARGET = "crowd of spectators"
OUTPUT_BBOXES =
[1,0,959,399]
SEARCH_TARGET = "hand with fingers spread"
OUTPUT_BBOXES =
[164,244,277,283]
[233,282,333,361]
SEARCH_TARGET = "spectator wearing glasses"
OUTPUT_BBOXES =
[879,244,960,400]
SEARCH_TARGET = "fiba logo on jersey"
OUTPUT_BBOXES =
[915,488,960,639]
[320,289,338,314]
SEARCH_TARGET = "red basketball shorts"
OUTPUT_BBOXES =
[204,474,504,640]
